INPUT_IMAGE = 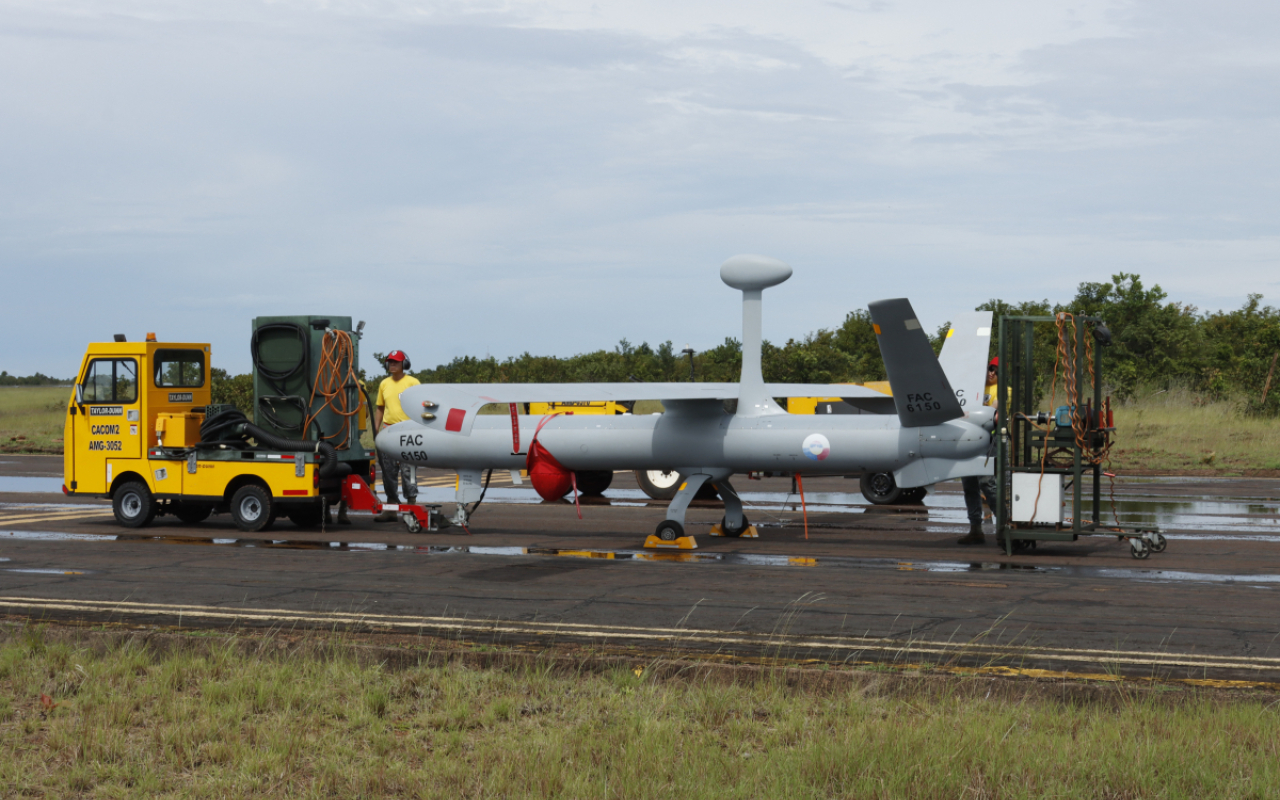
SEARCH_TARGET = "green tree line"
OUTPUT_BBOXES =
[0,371,72,386]
[211,273,1280,416]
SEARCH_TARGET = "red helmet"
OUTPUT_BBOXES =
[988,356,999,367]
[385,350,411,371]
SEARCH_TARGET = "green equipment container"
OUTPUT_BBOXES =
[250,315,367,462]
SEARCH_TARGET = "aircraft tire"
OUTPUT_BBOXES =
[859,472,904,505]
[575,470,614,496]
[634,470,682,500]
[634,470,720,501]
[656,520,684,541]
[720,515,750,538]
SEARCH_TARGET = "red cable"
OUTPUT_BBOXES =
[570,472,581,520]
[796,473,809,540]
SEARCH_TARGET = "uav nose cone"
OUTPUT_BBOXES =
[720,254,792,291]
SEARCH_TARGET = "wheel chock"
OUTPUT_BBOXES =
[643,535,698,550]
[708,524,759,539]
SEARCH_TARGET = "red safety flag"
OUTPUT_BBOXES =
[509,403,520,453]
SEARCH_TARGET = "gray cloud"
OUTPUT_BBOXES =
[1,0,1277,377]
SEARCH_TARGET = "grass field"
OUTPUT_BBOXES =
[1110,387,1280,474]
[4,625,1279,798]
[0,386,68,454]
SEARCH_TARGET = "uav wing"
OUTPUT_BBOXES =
[396,381,890,436]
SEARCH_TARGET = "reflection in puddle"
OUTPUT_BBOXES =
[0,477,66,493]
[3,528,1278,586]
[2,531,110,541]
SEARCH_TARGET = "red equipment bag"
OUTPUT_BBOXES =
[526,413,575,503]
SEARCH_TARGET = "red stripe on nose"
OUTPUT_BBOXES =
[445,408,466,432]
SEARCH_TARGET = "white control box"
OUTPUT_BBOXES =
[1011,473,1064,524]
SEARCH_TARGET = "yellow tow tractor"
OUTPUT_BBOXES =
[63,318,375,531]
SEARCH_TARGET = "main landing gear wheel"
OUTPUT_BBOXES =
[655,520,684,541]
[860,472,902,504]
[112,481,155,529]
[230,484,274,533]
[719,515,750,538]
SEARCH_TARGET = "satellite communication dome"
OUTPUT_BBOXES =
[720,254,793,291]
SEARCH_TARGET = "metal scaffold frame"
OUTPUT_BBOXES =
[994,314,1166,559]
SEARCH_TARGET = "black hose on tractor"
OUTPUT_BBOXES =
[199,408,338,478]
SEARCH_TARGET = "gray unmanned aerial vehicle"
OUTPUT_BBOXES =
[377,255,995,543]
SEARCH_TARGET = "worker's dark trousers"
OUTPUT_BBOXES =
[377,451,418,505]
[962,475,997,525]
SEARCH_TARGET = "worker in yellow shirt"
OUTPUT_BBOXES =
[373,350,421,521]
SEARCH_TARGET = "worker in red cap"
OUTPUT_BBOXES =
[373,351,421,521]
[958,356,1001,545]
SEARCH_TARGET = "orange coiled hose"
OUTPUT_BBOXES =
[305,329,362,449]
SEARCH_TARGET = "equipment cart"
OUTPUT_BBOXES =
[994,314,1166,559]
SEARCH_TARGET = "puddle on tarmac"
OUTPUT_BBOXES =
[0,477,65,493]
[3,529,1278,586]
[417,480,1280,536]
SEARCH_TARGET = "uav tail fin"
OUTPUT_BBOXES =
[868,298,964,428]
[936,311,994,413]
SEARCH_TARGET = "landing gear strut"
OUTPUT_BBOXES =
[643,469,733,550]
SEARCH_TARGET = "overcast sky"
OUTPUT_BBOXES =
[3,0,1277,377]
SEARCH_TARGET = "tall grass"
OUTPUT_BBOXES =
[1109,385,1280,473]
[3,626,1279,798]
[0,386,68,454]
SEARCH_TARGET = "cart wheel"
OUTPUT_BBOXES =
[1130,538,1150,559]
[656,520,684,541]
[403,514,422,533]
[1148,532,1167,553]
[112,481,155,529]
[230,484,273,533]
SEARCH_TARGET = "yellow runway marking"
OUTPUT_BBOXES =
[0,509,112,526]
[1,595,1278,684]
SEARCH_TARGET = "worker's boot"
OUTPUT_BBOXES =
[957,522,985,545]
[337,501,351,526]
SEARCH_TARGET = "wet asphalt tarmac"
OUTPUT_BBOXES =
[3,454,1280,685]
